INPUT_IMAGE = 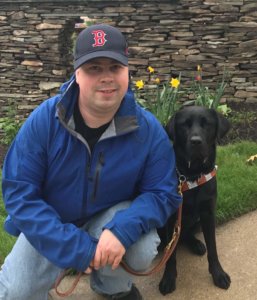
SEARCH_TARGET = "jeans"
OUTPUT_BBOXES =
[0,201,160,300]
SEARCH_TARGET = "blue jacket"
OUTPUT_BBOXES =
[2,76,181,272]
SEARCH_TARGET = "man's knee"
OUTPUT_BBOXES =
[0,233,60,300]
[124,229,160,271]
[0,276,30,300]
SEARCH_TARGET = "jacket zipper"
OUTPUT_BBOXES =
[91,152,105,201]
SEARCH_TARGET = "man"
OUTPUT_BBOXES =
[0,24,181,299]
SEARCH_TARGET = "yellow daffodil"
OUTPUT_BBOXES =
[147,66,155,73]
[170,78,180,89]
[155,78,160,84]
[135,80,144,90]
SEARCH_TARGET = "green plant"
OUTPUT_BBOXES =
[188,66,231,115]
[228,110,256,125]
[133,67,183,126]
[0,102,23,145]
[220,108,257,144]
[132,66,231,126]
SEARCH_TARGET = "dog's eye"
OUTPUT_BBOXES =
[200,117,208,127]
[185,119,192,127]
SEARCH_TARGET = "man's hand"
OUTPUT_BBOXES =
[84,266,93,274]
[92,229,125,270]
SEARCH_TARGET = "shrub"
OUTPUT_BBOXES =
[0,102,23,146]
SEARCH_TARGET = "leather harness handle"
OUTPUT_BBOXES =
[54,203,182,296]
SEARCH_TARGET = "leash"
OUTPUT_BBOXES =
[120,203,182,276]
[55,269,83,297]
[54,182,183,297]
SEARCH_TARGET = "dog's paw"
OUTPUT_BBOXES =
[187,238,206,256]
[159,277,176,295]
[210,266,231,289]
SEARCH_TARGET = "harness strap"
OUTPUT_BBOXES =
[180,167,217,193]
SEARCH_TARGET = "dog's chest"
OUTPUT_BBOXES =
[182,190,200,215]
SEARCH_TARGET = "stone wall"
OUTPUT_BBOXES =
[0,0,257,119]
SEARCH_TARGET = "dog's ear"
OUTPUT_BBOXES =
[165,115,176,142]
[216,112,231,140]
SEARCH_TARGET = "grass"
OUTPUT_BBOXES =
[216,141,257,223]
[0,171,16,264]
[0,141,257,265]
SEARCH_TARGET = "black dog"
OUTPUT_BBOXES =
[158,106,231,295]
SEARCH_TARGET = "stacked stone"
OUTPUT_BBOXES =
[0,0,257,122]
[0,5,74,117]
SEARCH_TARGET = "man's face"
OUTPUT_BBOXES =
[75,58,129,117]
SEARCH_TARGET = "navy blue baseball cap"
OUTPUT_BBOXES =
[74,24,128,70]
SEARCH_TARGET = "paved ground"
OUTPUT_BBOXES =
[49,210,257,300]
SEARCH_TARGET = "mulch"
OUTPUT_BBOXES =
[221,102,257,145]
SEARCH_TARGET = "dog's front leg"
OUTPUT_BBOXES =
[159,249,177,295]
[199,206,231,289]
[158,213,178,295]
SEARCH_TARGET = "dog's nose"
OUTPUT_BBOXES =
[190,136,202,145]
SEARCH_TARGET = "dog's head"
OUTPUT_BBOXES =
[165,106,230,166]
